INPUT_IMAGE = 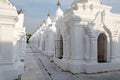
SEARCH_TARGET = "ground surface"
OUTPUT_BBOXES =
[22,44,120,80]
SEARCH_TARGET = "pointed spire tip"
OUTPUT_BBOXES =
[57,0,61,7]
[47,11,50,17]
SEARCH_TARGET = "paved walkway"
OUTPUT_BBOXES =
[22,44,120,80]
[21,45,51,80]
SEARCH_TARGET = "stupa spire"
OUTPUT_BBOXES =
[46,11,52,26]
[57,0,61,7]
[47,11,50,17]
[55,0,63,20]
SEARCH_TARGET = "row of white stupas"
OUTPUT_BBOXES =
[29,0,63,57]
[0,0,26,80]
[29,0,120,73]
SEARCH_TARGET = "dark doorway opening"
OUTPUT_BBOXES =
[59,35,63,59]
[97,33,107,63]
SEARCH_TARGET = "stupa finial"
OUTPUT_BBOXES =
[47,11,50,17]
[57,0,61,7]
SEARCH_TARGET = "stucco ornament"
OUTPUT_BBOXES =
[76,0,100,3]
[0,0,7,2]
[0,0,12,6]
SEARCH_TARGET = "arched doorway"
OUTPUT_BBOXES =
[42,40,45,51]
[59,35,63,59]
[97,33,107,63]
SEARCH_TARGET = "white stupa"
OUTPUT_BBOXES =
[55,0,63,20]
[46,12,52,26]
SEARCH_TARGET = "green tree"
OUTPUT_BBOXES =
[26,34,32,43]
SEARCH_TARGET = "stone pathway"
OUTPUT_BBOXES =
[21,45,51,80]
[22,44,120,80]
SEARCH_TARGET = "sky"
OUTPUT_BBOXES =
[11,0,120,34]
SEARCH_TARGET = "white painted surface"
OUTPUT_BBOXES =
[0,1,26,80]
[30,0,120,73]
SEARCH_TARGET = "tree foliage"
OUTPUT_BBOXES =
[26,34,32,43]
